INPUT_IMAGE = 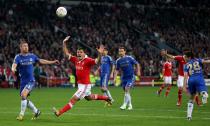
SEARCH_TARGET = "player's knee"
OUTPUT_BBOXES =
[201,91,208,97]
[124,87,130,92]
[21,95,27,100]
[188,99,193,103]
[84,96,92,101]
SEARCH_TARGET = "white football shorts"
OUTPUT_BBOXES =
[73,84,92,100]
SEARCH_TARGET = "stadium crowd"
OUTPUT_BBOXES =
[1,0,210,87]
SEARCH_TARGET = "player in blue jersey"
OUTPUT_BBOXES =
[99,47,115,103]
[183,51,209,120]
[114,46,141,110]
[12,39,59,121]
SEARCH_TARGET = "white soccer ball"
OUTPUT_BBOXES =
[56,7,67,17]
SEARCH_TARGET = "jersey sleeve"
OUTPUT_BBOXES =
[69,56,77,64]
[13,55,20,64]
[198,58,203,66]
[116,60,120,70]
[33,54,40,63]
[87,58,96,66]
[108,56,115,65]
[130,56,139,65]
[174,56,183,61]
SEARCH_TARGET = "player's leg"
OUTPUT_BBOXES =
[120,80,127,110]
[53,95,79,117]
[197,79,208,104]
[100,74,114,102]
[177,76,184,106]
[186,79,196,120]
[187,94,196,120]
[28,99,41,120]
[165,76,172,97]
[157,77,166,95]
[17,82,36,121]
[125,87,132,110]
[53,84,86,117]
[194,94,201,106]
[120,77,134,110]
[85,84,111,105]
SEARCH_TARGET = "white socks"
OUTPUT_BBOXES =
[124,92,131,106]
[27,100,38,113]
[102,90,113,101]
[19,99,38,116]
[187,102,194,118]
[20,100,27,116]
[106,90,113,100]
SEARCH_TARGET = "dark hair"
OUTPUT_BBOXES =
[77,47,85,51]
[19,39,28,46]
[119,46,126,51]
[184,51,194,59]
[104,47,108,51]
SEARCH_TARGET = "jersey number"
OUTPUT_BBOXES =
[188,61,201,75]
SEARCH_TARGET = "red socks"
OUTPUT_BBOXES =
[165,85,172,97]
[158,84,165,94]
[90,94,109,100]
[195,95,201,106]
[178,88,182,103]
[59,99,76,115]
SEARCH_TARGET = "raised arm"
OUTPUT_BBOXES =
[39,59,60,65]
[95,45,104,64]
[161,50,175,59]
[63,36,72,59]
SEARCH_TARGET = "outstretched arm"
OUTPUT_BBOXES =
[39,59,60,65]
[63,36,72,59]
[95,45,104,64]
[202,59,210,64]
[161,50,175,59]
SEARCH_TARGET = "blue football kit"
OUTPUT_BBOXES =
[14,53,40,94]
[116,55,138,88]
[100,55,114,87]
[184,58,207,94]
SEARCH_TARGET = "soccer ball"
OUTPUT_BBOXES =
[56,7,67,17]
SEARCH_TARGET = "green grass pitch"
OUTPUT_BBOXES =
[0,86,209,126]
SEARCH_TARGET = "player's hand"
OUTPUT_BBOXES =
[97,45,104,54]
[53,60,60,65]
[160,49,167,56]
[63,36,71,44]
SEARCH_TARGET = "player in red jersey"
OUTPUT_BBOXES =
[161,50,201,106]
[157,57,173,97]
[53,36,112,117]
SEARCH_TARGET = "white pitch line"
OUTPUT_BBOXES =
[0,107,210,114]
[0,111,210,120]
